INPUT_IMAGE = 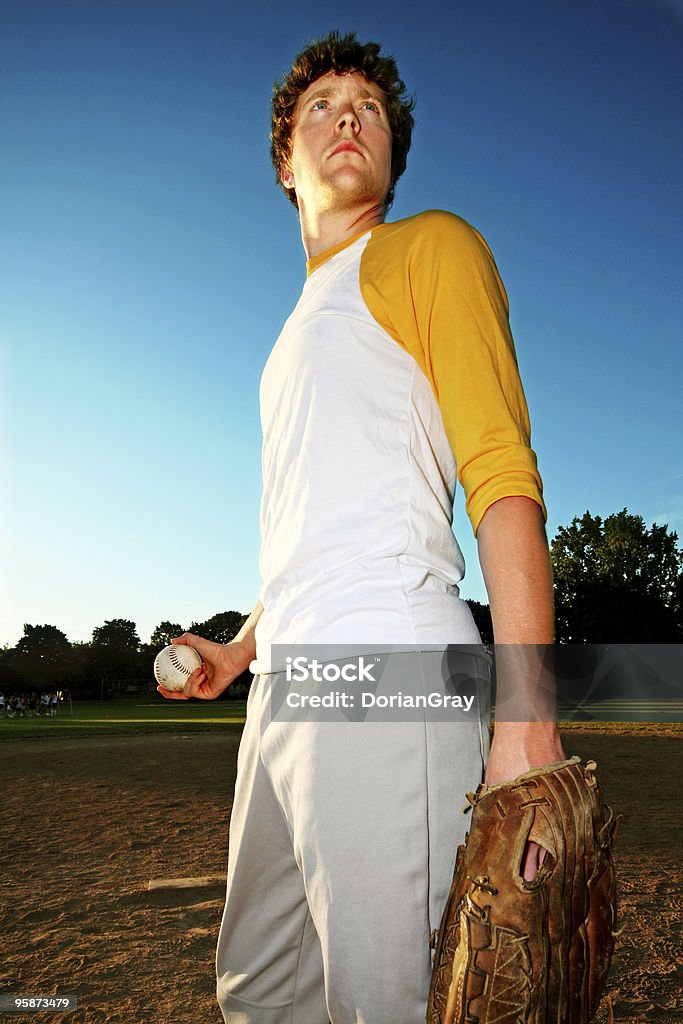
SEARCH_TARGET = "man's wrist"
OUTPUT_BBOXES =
[228,636,256,672]
[485,722,566,785]
[492,720,562,738]
[489,721,565,763]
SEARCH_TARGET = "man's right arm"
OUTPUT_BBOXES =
[156,601,263,701]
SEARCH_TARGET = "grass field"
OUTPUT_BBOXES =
[0,699,248,739]
[1,698,679,741]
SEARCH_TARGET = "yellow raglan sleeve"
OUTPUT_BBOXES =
[361,210,546,535]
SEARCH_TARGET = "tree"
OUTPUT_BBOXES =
[7,624,74,691]
[150,622,185,648]
[15,623,71,661]
[67,642,96,698]
[466,600,493,645]
[550,509,683,642]
[88,619,143,689]
[0,644,23,691]
[189,611,248,645]
[91,619,141,650]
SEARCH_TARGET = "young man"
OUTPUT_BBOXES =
[159,32,565,1024]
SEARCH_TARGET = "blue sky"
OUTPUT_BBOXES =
[1,0,681,648]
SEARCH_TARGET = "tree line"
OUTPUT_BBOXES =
[0,611,249,700]
[1,509,681,696]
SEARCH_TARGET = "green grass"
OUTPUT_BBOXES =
[0,699,247,739]
[3,700,677,742]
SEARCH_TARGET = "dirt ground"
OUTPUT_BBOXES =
[1,727,681,1023]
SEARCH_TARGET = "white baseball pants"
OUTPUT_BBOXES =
[216,650,489,1024]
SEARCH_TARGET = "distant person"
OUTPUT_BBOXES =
[159,31,563,1023]
[0,692,5,718]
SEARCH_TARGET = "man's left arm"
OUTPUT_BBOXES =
[362,214,566,793]
[476,494,566,787]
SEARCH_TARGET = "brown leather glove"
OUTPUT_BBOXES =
[427,757,621,1024]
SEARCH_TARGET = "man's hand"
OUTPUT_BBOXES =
[156,632,252,701]
[484,720,566,880]
[157,601,263,702]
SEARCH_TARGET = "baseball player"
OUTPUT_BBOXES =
[159,31,565,1023]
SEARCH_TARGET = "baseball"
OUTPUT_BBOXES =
[154,644,202,691]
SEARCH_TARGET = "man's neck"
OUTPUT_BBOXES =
[299,202,386,260]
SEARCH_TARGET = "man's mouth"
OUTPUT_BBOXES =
[330,142,363,157]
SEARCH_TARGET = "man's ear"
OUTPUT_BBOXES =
[280,165,295,190]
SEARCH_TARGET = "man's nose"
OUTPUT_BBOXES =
[336,107,359,132]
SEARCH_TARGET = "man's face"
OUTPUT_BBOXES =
[281,71,393,215]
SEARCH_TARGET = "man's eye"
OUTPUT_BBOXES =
[361,101,380,112]
[312,99,328,110]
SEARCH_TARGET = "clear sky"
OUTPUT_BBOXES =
[1,0,681,648]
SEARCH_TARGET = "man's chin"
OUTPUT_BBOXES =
[317,175,386,212]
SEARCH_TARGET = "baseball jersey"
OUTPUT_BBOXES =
[251,210,545,674]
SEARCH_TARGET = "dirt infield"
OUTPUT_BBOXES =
[1,728,681,1023]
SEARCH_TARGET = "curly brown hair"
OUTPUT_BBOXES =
[271,30,415,210]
